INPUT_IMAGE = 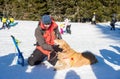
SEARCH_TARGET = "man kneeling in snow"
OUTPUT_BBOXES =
[28,15,62,66]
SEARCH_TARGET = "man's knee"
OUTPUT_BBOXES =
[28,56,35,66]
[28,49,46,66]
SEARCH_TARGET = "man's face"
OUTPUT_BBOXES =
[44,24,51,29]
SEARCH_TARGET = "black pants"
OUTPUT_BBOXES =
[66,25,71,34]
[2,23,8,29]
[110,23,115,30]
[28,49,58,66]
[91,21,96,25]
[48,51,58,66]
[28,49,46,66]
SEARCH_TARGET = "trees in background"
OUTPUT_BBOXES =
[0,0,120,22]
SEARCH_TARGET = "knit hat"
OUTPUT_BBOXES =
[42,15,52,25]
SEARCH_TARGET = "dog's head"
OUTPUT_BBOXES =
[54,39,70,52]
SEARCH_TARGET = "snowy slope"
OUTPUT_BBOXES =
[0,20,120,79]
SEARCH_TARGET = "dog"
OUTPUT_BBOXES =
[54,39,98,70]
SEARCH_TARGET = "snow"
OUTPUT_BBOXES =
[0,20,120,79]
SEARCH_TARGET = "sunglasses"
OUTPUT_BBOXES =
[44,22,51,25]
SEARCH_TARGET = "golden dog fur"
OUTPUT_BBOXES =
[54,39,98,70]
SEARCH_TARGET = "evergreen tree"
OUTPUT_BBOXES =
[0,0,119,22]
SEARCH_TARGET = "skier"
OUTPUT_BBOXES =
[1,16,8,29]
[91,12,96,25]
[8,17,14,28]
[110,17,117,30]
[64,18,71,34]
[59,23,65,34]
[28,15,63,66]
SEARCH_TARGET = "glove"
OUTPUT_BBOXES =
[52,45,63,52]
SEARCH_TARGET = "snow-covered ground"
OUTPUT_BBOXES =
[0,20,120,79]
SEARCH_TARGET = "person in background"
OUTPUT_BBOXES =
[28,15,63,66]
[7,16,14,28]
[91,12,96,25]
[1,16,8,29]
[59,23,64,34]
[64,18,71,34]
[110,16,117,30]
